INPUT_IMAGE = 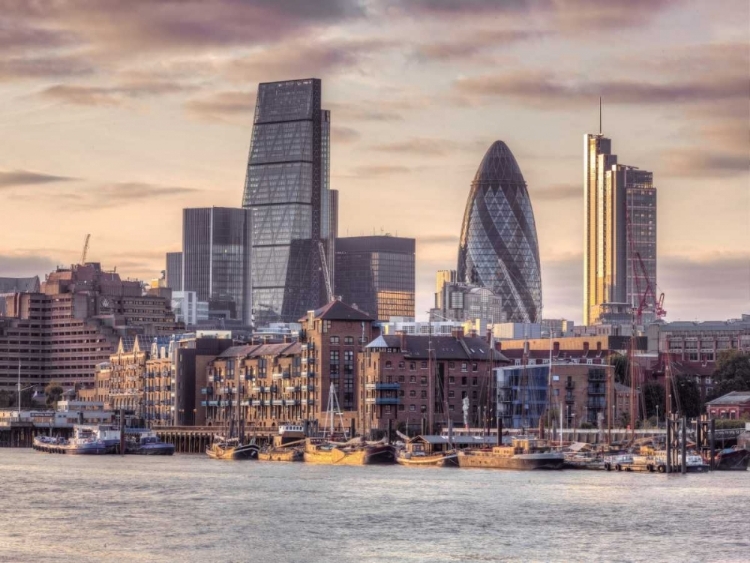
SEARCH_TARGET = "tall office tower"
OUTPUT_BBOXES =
[584,133,617,325]
[328,189,339,292]
[584,133,657,325]
[182,207,252,324]
[334,236,415,321]
[435,270,457,310]
[165,252,183,291]
[457,141,542,323]
[242,78,332,325]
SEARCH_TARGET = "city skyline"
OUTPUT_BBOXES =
[0,1,747,323]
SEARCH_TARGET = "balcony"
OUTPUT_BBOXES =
[588,385,606,396]
[302,370,315,378]
[272,371,291,380]
[365,397,399,405]
[301,384,314,392]
[365,383,400,391]
[587,398,606,409]
[565,394,575,404]
[272,400,283,406]
[251,400,263,406]
[285,386,299,393]
[565,381,575,390]
[301,357,309,364]
[284,399,299,406]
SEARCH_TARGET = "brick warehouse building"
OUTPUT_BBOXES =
[360,328,509,436]
[201,301,375,432]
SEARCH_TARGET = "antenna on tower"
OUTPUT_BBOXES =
[599,97,602,135]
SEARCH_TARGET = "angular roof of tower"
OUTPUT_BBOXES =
[473,140,525,184]
[301,300,374,322]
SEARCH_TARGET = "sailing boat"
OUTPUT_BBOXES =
[206,361,259,460]
[304,383,394,465]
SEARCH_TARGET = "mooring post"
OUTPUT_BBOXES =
[680,417,686,475]
[710,418,716,470]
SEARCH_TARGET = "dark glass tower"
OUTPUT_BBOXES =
[182,207,252,324]
[242,78,332,325]
[335,236,415,321]
[165,252,182,291]
[457,141,542,323]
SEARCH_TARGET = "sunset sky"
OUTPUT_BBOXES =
[1,0,748,323]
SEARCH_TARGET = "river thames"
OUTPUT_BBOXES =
[0,450,746,563]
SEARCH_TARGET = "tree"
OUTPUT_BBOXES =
[610,353,629,385]
[642,381,665,419]
[672,375,702,418]
[45,382,64,408]
[710,350,750,399]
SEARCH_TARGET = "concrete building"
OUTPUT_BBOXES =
[432,281,504,330]
[379,318,463,336]
[584,132,657,325]
[182,207,252,325]
[492,323,542,340]
[542,318,575,337]
[360,329,509,436]
[0,263,181,391]
[242,78,334,325]
[171,291,208,327]
[335,235,415,321]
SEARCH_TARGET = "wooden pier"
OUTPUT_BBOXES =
[152,426,278,454]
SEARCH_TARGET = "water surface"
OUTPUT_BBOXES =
[0,450,746,563]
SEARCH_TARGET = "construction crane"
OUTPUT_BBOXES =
[80,234,91,265]
[318,241,333,303]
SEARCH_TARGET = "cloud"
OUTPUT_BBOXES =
[331,126,360,144]
[351,165,411,177]
[0,23,79,52]
[223,37,391,84]
[0,170,77,189]
[327,102,405,122]
[372,138,463,156]
[2,1,366,56]
[660,148,749,178]
[38,80,198,106]
[418,234,460,246]
[452,70,749,109]
[0,252,60,278]
[412,29,542,63]
[184,90,255,122]
[531,184,581,202]
[0,55,95,80]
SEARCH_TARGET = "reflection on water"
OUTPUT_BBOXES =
[1,450,747,563]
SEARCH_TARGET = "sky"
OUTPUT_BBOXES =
[0,0,748,323]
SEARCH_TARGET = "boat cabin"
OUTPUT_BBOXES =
[407,434,498,454]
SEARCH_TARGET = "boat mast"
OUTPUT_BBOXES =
[17,358,21,421]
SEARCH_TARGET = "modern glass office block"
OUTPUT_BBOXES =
[457,141,542,323]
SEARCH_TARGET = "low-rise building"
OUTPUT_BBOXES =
[706,391,750,420]
[360,328,509,436]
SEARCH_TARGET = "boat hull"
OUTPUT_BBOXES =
[458,451,564,470]
[396,452,458,467]
[206,443,259,460]
[259,449,304,462]
[33,438,108,455]
[303,448,368,465]
[128,444,175,456]
[715,449,750,471]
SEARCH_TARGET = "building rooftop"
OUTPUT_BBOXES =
[706,391,750,406]
[0,276,40,293]
[368,334,508,363]
[303,300,374,322]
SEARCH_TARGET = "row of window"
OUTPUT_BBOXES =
[384,360,479,371]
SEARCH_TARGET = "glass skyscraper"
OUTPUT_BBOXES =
[242,78,332,325]
[584,134,657,325]
[165,252,182,291]
[457,141,542,323]
[181,207,252,324]
[334,236,415,321]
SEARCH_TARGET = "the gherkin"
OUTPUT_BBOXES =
[457,141,542,323]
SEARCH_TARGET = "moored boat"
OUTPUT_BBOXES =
[714,447,750,471]
[258,447,304,462]
[396,449,458,467]
[303,438,394,465]
[32,427,108,455]
[125,431,175,455]
[458,437,564,470]
[206,437,259,460]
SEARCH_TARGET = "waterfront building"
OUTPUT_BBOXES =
[165,252,182,291]
[242,78,333,325]
[379,317,463,336]
[655,316,750,400]
[200,300,373,431]
[457,141,542,323]
[584,133,657,325]
[335,236,415,321]
[706,391,750,420]
[432,281,504,330]
[0,263,181,391]
[360,328,509,436]
[495,363,631,429]
[182,207,252,325]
